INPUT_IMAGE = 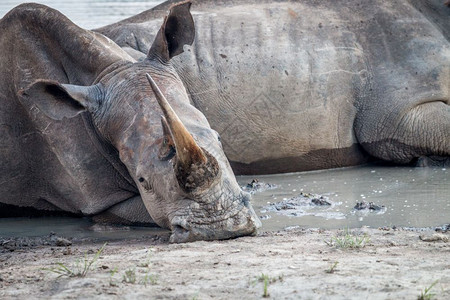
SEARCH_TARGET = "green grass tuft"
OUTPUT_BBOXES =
[418,280,438,300]
[44,243,107,278]
[326,229,370,249]
[325,261,339,274]
[122,268,136,284]
[258,273,270,298]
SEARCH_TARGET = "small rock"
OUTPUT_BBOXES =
[388,240,397,246]
[354,201,385,211]
[284,225,300,231]
[419,233,449,242]
[55,237,72,247]
[242,179,277,194]
[435,224,450,233]
[259,214,271,220]
[311,197,331,206]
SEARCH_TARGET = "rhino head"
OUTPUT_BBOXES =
[20,1,261,242]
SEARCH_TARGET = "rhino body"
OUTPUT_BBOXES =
[97,0,450,174]
[0,3,260,242]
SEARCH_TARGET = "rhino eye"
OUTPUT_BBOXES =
[137,177,153,191]
[217,135,221,142]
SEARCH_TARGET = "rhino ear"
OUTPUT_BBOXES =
[147,1,195,62]
[19,80,101,121]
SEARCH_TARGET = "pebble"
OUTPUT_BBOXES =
[55,237,72,247]
[419,233,449,242]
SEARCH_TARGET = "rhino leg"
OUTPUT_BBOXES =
[92,196,156,226]
[357,100,450,166]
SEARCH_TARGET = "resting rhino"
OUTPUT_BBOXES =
[0,2,260,242]
[96,0,450,174]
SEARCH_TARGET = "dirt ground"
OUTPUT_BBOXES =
[1,227,449,300]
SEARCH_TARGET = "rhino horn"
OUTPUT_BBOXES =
[146,73,207,170]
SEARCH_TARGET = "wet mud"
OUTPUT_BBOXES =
[0,233,72,253]
[353,201,385,211]
[241,179,277,194]
[0,232,170,254]
[261,192,335,217]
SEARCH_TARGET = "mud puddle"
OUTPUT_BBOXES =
[238,164,449,231]
[0,217,169,252]
[0,165,447,244]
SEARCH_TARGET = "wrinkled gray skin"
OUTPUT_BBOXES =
[0,3,261,242]
[96,0,450,174]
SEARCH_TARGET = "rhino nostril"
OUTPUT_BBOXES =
[170,224,191,243]
[173,224,188,233]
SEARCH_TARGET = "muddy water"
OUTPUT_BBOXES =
[238,165,449,231]
[1,165,447,239]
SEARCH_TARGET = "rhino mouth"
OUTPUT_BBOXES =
[168,197,261,243]
[169,218,260,243]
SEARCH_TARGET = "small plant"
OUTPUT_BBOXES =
[108,249,159,286]
[418,280,438,300]
[191,293,200,300]
[252,273,283,298]
[45,243,107,278]
[138,249,158,286]
[138,250,153,268]
[141,270,158,286]
[325,261,339,274]
[258,273,270,298]
[109,267,119,287]
[325,229,370,249]
[258,274,283,297]
[123,268,137,284]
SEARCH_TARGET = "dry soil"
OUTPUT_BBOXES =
[1,227,449,299]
